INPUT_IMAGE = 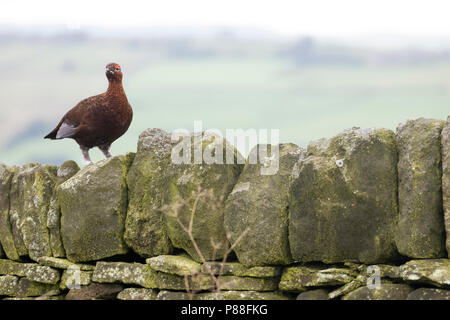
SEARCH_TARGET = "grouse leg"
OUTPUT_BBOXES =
[99,143,112,159]
[80,146,93,165]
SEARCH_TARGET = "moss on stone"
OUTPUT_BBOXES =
[8,164,57,261]
[157,289,290,300]
[58,154,134,262]
[396,118,446,258]
[0,259,60,284]
[196,290,291,300]
[342,283,413,300]
[442,116,450,258]
[92,261,156,288]
[0,164,19,261]
[146,254,201,276]
[296,289,330,300]
[163,133,243,262]
[117,288,158,300]
[153,272,214,291]
[201,261,281,277]
[224,144,304,267]
[289,127,400,263]
[407,288,450,300]
[218,276,279,291]
[14,278,60,297]
[0,275,19,296]
[60,269,92,290]
[125,129,174,257]
[47,160,80,258]
[279,264,356,292]
[37,256,95,271]
[399,259,450,288]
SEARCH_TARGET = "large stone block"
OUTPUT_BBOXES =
[47,160,80,258]
[162,131,243,261]
[125,129,174,257]
[146,254,201,276]
[0,259,60,284]
[8,164,58,261]
[92,261,214,291]
[342,283,413,300]
[0,275,19,296]
[407,288,450,300]
[92,262,155,288]
[117,288,158,300]
[0,164,19,261]
[289,128,399,263]
[58,154,134,262]
[399,259,450,288]
[442,116,450,257]
[279,265,356,292]
[396,118,446,258]
[224,144,304,266]
[201,261,281,277]
[65,283,123,300]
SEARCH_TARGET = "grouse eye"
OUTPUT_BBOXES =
[115,67,120,71]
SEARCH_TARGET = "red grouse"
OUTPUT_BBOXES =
[44,63,133,165]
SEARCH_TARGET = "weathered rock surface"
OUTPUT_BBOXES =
[279,265,356,292]
[47,160,80,257]
[92,261,215,291]
[37,256,95,271]
[442,116,450,257]
[117,288,158,300]
[396,118,446,258]
[9,163,58,261]
[328,274,367,299]
[0,275,59,297]
[289,128,399,263]
[0,259,60,284]
[0,275,19,296]
[0,165,19,261]
[407,288,450,300]
[65,283,123,300]
[196,290,290,300]
[218,276,279,291]
[296,289,330,300]
[342,283,413,300]
[154,272,214,291]
[60,268,92,290]
[163,132,243,261]
[14,278,59,297]
[224,144,304,266]
[146,254,201,276]
[157,290,289,300]
[399,259,450,288]
[157,290,194,300]
[202,261,281,277]
[92,262,154,288]
[125,129,174,257]
[58,154,134,262]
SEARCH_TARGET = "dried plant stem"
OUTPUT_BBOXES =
[163,187,252,294]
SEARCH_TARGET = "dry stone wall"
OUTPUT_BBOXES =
[0,116,449,300]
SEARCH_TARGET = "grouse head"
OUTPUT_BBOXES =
[105,62,123,82]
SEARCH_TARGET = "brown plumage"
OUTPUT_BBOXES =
[44,63,133,164]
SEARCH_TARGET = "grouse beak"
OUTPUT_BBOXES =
[106,68,114,74]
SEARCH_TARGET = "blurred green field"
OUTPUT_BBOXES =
[0,38,449,166]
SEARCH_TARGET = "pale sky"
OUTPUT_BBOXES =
[2,0,450,37]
